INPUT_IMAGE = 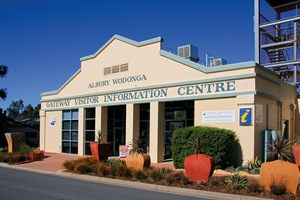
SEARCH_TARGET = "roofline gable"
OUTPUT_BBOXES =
[80,34,163,61]
[41,35,278,98]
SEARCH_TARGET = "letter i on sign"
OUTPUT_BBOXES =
[239,108,252,126]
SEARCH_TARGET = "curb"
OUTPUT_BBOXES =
[1,163,272,200]
[0,162,9,167]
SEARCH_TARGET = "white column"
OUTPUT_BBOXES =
[78,108,84,155]
[126,104,139,145]
[39,110,46,150]
[149,101,164,163]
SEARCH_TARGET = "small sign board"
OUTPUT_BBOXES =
[119,145,130,160]
[50,116,56,126]
[239,108,252,126]
[202,110,235,123]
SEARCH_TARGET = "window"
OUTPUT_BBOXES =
[84,108,95,155]
[104,67,111,75]
[112,65,120,73]
[120,64,128,72]
[104,63,128,75]
[164,100,194,159]
[62,110,78,154]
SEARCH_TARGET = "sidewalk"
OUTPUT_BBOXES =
[12,152,84,172]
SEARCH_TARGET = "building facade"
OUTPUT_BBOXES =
[40,35,299,164]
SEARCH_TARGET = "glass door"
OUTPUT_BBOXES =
[107,105,126,155]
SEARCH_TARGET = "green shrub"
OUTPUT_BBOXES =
[244,156,262,170]
[171,126,237,169]
[248,168,260,175]
[225,165,235,173]
[225,173,248,191]
[9,153,28,163]
[105,159,126,167]
[267,133,294,162]
[147,167,171,182]
[0,146,8,152]
[19,143,35,155]
[0,152,29,164]
[235,166,249,173]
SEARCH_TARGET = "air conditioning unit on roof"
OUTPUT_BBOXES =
[212,58,227,67]
[177,45,199,62]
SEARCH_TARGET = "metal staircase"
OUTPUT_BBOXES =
[255,0,300,86]
[267,49,285,63]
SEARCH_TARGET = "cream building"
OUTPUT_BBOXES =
[40,35,300,165]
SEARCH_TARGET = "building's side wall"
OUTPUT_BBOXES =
[279,82,298,139]
[254,96,279,161]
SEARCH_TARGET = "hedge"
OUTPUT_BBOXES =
[171,126,237,169]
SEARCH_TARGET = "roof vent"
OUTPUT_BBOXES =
[177,45,199,62]
[211,58,227,67]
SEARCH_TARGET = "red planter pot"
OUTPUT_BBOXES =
[90,142,111,161]
[292,145,300,166]
[29,150,44,161]
[184,154,215,183]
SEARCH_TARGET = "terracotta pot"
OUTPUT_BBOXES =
[125,152,151,171]
[260,160,300,194]
[29,151,44,161]
[184,154,214,183]
[29,152,37,161]
[90,142,111,161]
[292,145,300,165]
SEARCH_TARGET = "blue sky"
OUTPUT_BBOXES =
[0,0,256,110]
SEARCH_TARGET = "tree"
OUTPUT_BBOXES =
[33,103,41,118]
[6,100,40,121]
[22,104,34,119]
[6,99,25,121]
[0,65,8,101]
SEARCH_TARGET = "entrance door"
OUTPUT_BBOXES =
[140,103,150,152]
[113,128,125,155]
[164,100,194,159]
[107,105,126,156]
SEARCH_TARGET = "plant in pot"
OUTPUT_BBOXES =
[90,130,111,161]
[125,135,151,171]
[184,136,214,183]
[292,136,300,166]
[260,132,299,194]
[29,147,44,161]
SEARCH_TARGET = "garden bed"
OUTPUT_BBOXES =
[62,157,300,200]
